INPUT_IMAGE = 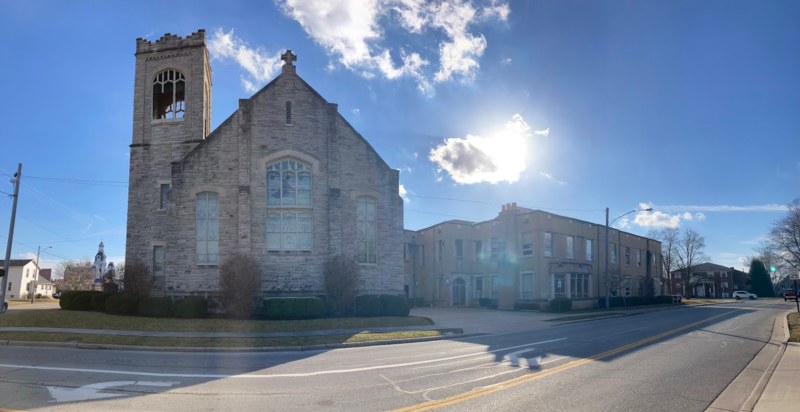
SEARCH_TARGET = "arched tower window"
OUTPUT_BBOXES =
[153,69,186,119]
[285,101,292,125]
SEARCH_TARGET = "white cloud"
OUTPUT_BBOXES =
[618,217,630,229]
[532,128,549,136]
[399,183,410,203]
[540,172,566,185]
[208,28,284,93]
[650,204,789,212]
[681,212,693,220]
[629,202,707,229]
[398,166,413,173]
[694,212,706,221]
[430,114,546,184]
[352,108,360,115]
[501,57,512,65]
[413,152,419,158]
[277,0,508,94]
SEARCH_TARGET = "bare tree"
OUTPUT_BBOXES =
[767,198,800,272]
[119,260,156,300]
[674,229,710,298]
[752,241,787,295]
[55,259,94,291]
[324,255,361,316]
[648,228,679,294]
[219,253,263,316]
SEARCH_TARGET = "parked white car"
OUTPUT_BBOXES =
[733,291,757,300]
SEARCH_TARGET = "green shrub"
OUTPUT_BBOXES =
[355,295,383,317]
[380,295,410,317]
[514,302,540,311]
[36,293,42,299]
[406,298,415,308]
[478,298,492,308]
[138,297,174,318]
[90,293,112,311]
[173,297,208,319]
[414,297,425,307]
[656,295,676,304]
[263,297,326,320]
[105,294,140,315]
[71,293,95,311]
[59,290,100,310]
[550,297,572,312]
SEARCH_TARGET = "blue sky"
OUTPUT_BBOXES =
[0,0,798,271]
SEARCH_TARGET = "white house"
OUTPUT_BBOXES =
[1,259,55,299]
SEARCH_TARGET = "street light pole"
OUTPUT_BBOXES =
[604,207,653,309]
[31,245,51,303]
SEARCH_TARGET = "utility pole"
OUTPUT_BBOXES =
[1,164,22,313]
[31,245,51,303]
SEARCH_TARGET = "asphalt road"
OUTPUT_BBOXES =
[0,300,791,412]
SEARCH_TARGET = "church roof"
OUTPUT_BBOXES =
[99,241,104,247]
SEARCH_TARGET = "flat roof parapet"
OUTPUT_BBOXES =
[136,29,206,54]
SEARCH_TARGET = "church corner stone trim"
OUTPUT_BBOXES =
[125,30,404,303]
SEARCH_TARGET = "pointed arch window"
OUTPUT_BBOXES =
[153,69,186,119]
[267,159,311,207]
[266,159,312,251]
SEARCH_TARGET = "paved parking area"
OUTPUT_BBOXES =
[410,306,570,334]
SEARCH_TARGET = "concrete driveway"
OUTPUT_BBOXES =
[410,306,573,334]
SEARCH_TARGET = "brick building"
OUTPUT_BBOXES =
[125,31,404,301]
[671,262,747,298]
[403,203,663,310]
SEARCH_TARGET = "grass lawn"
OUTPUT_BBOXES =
[682,299,738,305]
[789,312,800,343]
[0,309,432,333]
[7,299,59,306]
[0,330,457,347]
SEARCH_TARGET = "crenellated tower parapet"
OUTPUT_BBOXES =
[135,30,207,55]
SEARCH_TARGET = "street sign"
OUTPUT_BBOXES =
[791,272,800,280]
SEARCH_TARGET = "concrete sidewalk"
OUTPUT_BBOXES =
[753,341,800,411]
[0,324,459,339]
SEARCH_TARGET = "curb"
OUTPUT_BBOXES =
[1,331,485,353]
[740,310,792,412]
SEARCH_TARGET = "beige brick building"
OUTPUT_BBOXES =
[125,31,404,303]
[404,204,663,310]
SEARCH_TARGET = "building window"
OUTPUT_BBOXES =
[610,276,619,297]
[522,232,533,256]
[7,282,11,291]
[26,269,29,278]
[624,247,631,266]
[570,273,589,298]
[455,239,464,258]
[544,232,554,257]
[490,237,501,260]
[610,243,617,264]
[153,246,165,276]
[721,271,728,278]
[734,284,738,290]
[267,212,312,251]
[636,249,642,267]
[160,184,170,210]
[475,240,483,261]
[475,277,483,299]
[652,252,657,267]
[566,236,575,259]
[675,273,681,279]
[586,239,593,261]
[285,101,292,124]
[356,197,377,263]
[196,192,219,265]
[637,276,644,296]
[437,239,444,262]
[554,273,566,298]
[491,275,499,299]
[267,159,312,207]
[521,272,534,299]
[152,69,185,119]
[624,276,631,297]
[722,282,729,288]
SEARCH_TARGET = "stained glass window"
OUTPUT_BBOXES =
[266,159,311,207]
[357,197,377,263]
[196,192,219,264]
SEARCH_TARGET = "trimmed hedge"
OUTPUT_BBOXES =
[550,297,572,312]
[71,293,95,311]
[380,295,410,317]
[406,298,415,309]
[414,297,425,307]
[514,302,540,311]
[656,295,676,304]
[173,297,208,319]
[263,297,326,320]
[138,297,174,318]
[609,296,650,308]
[355,295,383,317]
[90,293,112,311]
[105,294,140,316]
[59,290,101,310]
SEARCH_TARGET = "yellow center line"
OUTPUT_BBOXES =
[391,301,777,412]
[0,408,30,412]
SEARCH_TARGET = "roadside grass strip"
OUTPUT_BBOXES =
[0,310,431,333]
[391,302,777,412]
[789,312,800,342]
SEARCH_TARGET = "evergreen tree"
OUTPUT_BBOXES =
[746,259,774,297]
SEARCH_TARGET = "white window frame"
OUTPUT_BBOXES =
[570,273,590,299]
[266,159,312,208]
[520,271,534,300]
[586,239,593,261]
[491,275,499,299]
[152,69,186,120]
[267,211,313,251]
[474,276,484,299]
[544,232,554,258]
[566,236,575,259]
[196,192,219,265]
[652,252,657,267]
[610,243,617,264]
[624,276,632,297]
[455,239,464,259]
[625,247,631,266]
[721,271,728,278]
[490,237,500,260]
[636,249,642,267]
[522,232,533,257]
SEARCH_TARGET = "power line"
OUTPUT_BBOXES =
[0,202,95,251]
[406,194,606,212]
[0,233,77,261]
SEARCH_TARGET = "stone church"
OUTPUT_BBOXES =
[125,30,404,300]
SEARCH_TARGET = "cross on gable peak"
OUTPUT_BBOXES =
[281,50,297,66]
